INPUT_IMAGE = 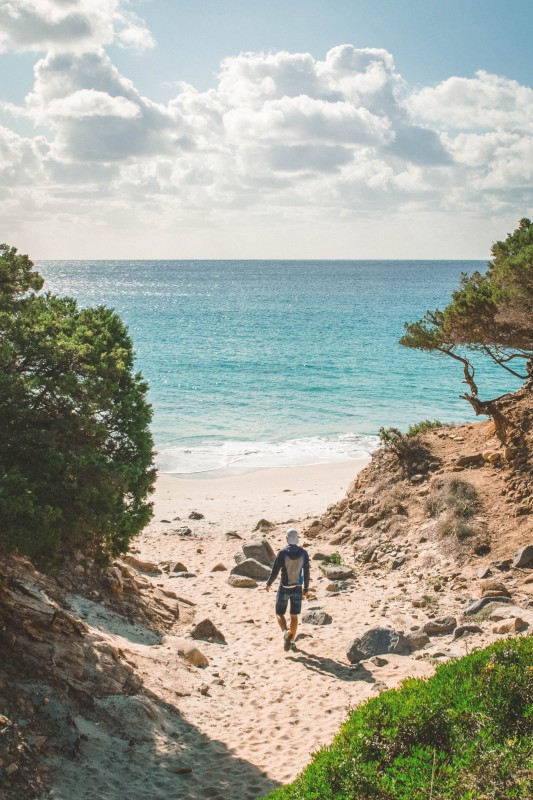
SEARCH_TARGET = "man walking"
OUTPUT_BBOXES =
[266,528,310,651]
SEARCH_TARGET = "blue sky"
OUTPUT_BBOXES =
[1,0,532,259]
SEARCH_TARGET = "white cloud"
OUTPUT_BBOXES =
[0,33,532,257]
[408,70,533,131]
[0,0,154,54]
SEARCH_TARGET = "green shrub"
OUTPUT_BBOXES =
[323,552,342,566]
[263,637,533,800]
[0,244,155,565]
[406,419,444,437]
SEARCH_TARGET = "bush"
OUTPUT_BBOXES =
[406,419,444,437]
[263,637,533,800]
[426,478,480,541]
[0,244,155,565]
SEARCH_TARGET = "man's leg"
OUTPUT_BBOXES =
[276,613,288,632]
[289,614,298,640]
[275,587,289,634]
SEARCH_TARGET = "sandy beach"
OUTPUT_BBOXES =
[22,450,533,800]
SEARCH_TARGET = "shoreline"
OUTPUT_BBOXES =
[147,457,370,533]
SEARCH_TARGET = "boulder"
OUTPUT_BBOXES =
[228,575,258,588]
[464,596,512,615]
[455,453,483,467]
[480,580,511,599]
[302,609,332,626]
[191,618,226,644]
[242,539,276,568]
[312,551,329,561]
[513,545,533,568]
[234,551,246,565]
[346,627,412,664]
[405,629,430,650]
[423,616,457,635]
[492,618,528,634]
[452,624,483,641]
[230,558,271,581]
[322,565,354,580]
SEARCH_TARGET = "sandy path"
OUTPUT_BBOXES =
[45,457,527,800]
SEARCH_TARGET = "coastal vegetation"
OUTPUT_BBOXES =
[401,218,533,440]
[263,637,533,800]
[0,244,155,565]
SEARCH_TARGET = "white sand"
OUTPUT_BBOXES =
[49,456,515,800]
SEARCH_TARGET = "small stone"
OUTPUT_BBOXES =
[199,684,210,696]
[464,596,512,615]
[406,629,431,650]
[177,642,209,667]
[172,562,188,573]
[5,764,18,776]
[513,545,533,568]
[191,618,226,644]
[455,453,483,467]
[211,563,227,572]
[370,656,388,666]
[254,518,274,531]
[228,575,258,588]
[477,566,492,579]
[452,625,483,641]
[189,511,204,520]
[323,566,354,580]
[423,616,457,635]
[411,474,424,483]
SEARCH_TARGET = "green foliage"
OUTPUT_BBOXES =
[400,219,533,399]
[322,552,342,566]
[263,637,533,800]
[406,419,444,437]
[0,244,155,564]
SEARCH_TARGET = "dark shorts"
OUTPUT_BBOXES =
[276,585,303,616]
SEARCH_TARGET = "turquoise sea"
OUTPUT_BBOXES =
[37,260,519,475]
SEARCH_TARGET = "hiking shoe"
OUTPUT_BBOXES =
[283,630,292,651]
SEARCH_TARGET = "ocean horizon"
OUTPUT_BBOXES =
[37,259,520,476]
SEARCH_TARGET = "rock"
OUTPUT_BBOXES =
[482,451,501,463]
[493,559,513,571]
[170,572,197,579]
[389,556,406,571]
[360,546,377,563]
[199,684,210,696]
[234,551,246,565]
[455,453,483,467]
[492,618,528,634]
[411,596,429,608]
[171,561,189,573]
[452,624,483,641]
[254,518,274,531]
[230,558,271,581]
[225,531,242,540]
[211,563,227,572]
[322,565,354,580]
[177,642,209,667]
[191,619,226,644]
[362,515,379,528]
[175,527,193,537]
[423,617,457,635]
[312,552,330,561]
[411,474,425,483]
[189,511,204,520]
[477,566,492,579]
[480,580,511,599]
[513,545,533,568]
[228,575,258,588]
[464,596,513,615]
[405,629,430,650]
[242,539,276,568]
[122,555,162,575]
[346,627,412,664]
[302,609,332,626]
[370,656,388,667]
